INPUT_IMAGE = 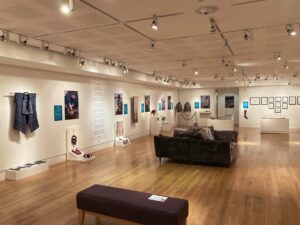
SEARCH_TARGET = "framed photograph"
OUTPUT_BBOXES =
[289,96,296,105]
[275,102,281,108]
[269,97,274,103]
[282,103,288,109]
[141,103,145,113]
[161,96,165,110]
[168,96,172,110]
[282,96,288,103]
[261,97,268,105]
[225,96,234,108]
[145,95,150,112]
[201,95,210,108]
[124,104,128,115]
[194,101,200,109]
[65,91,79,120]
[275,97,281,102]
[250,97,260,105]
[298,96,300,105]
[275,108,281,114]
[268,103,274,109]
[114,93,123,115]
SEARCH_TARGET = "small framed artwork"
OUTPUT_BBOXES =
[194,101,200,109]
[275,97,281,102]
[268,103,274,109]
[158,103,162,111]
[298,96,300,105]
[275,108,281,113]
[261,97,268,105]
[275,102,281,108]
[282,103,288,109]
[243,101,249,109]
[141,103,145,113]
[250,97,260,105]
[124,104,128,115]
[289,96,296,105]
[269,97,274,104]
[282,96,288,103]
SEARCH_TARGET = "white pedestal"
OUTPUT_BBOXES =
[6,161,49,181]
[207,119,234,131]
[199,112,211,126]
[67,152,95,162]
[260,118,289,134]
[150,116,162,135]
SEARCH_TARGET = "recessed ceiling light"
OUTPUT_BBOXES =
[194,69,199,75]
[233,67,237,72]
[195,6,218,15]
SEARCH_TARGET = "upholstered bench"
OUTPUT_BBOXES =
[76,184,189,225]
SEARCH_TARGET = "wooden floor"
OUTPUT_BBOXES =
[1,128,300,225]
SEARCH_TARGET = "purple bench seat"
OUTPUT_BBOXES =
[76,184,189,225]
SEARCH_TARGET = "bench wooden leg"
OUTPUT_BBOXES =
[78,209,85,225]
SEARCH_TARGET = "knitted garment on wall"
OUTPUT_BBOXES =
[131,96,138,123]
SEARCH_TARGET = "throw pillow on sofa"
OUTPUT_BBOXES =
[207,126,215,140]
[193,128,215,141]
[173,128,195,137]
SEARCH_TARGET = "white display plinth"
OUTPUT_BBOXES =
[199,111,211,126]
[260,118,289,134]
[207,119,234,131]
[150,116,162,135]
[67,151,95,162]
[115,137,130,147]
[6,161,49,181]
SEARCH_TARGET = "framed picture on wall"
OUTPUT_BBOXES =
[268,103,274,109]
[289,96,296,105]
[298,96,300,105]
[269,97,274,103]
[275,97,281,102]
[275,107,281,113]
[201,95,210,108]
[225,96,234,108]
[282,103,288,109]
[275,102,281,108]
[261,97,268,105]
[194,101,200,109]
[145,95,150,112]
[282,96,288,103]
[243,101,249,109]
[250,97,260,105]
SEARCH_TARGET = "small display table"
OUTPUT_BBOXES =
[260,118,289,134]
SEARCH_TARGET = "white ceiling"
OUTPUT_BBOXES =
[0,0,300,85]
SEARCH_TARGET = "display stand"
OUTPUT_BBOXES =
[6,161,49,181]
[199,111,211,126]
[66,127,95,162]
[115,121,130,147]
[150,116,162,135]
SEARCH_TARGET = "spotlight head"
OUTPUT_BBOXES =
[79,58,85,66]
[194,69,199,75]
[283,63,289,70]
[151,15,159,30]
[210,18,217,33]
[275,53,281,61]
[21,38,27,46]
[149,40,155,50]
[286,24,297,37]
[233,67,237,72]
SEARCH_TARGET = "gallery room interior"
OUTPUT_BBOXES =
[0,0,300,225]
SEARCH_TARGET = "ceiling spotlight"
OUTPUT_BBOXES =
[19,36,28,46]
[123,64,129,74]
[288,81,292,85]
[194,69,199,75]
[60,0,74,14]
[243,30,251,40]
[210,18,217,33]
[286,24,297,37]
[79,58,85,66]
[151,15,159,30]
[149,40,155,50]
[274,52,281,61]
[41,41,49,51]
[273,75,278,80]
[0,30,8,41]
[235,80,239,83]
[283,62,289,70]
[233,67,237,72]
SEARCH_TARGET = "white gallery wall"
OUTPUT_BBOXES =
[217,88,239,125]
[178,88,217,126]
[0,64,178,172]
[239,86,300,128]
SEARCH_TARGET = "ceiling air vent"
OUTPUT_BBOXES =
[195,6,218,15]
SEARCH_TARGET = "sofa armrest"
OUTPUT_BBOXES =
[214,130,238,142]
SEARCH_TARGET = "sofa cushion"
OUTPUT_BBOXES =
[173,128,195,137]
[207,126,215,140]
